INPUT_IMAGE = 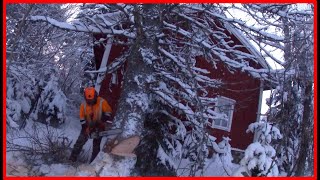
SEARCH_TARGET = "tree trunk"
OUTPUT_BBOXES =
[294,82,313,176]
[111,41,152,139]
[107,5,157,149]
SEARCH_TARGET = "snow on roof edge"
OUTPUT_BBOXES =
[224,22,271,70]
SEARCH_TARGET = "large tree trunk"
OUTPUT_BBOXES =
[295,83,313,176]
[105,5,158,155]
[111,41,152,139]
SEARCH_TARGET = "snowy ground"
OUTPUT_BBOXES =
[176,155,240,176]
[6,104,240,177]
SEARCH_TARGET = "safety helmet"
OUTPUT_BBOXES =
[84,87,98,104]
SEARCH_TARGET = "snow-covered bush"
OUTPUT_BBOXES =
[6,63,38,129]
[180,133,234,176]
[7,61,67,129]
[233,121,282,177]
[217,137,233,175]
[31,74,67,128]
[204,135,234,176]
[6,4,91,128]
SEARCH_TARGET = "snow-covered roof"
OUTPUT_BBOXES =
[224,22,271,70]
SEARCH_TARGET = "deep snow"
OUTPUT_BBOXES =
[6,103,242,177]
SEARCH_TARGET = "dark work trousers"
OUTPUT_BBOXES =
[70,129,102,163]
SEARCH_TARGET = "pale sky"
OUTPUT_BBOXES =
[261,90,271,115]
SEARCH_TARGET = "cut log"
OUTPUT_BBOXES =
[110,136,140,157]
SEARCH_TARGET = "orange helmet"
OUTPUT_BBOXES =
[84,87,97,100]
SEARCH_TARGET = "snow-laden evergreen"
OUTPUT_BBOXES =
[233,121,282,177]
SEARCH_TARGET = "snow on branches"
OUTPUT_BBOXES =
[6,65,34,129]
[31,75,67,128]
[233,121,282,177]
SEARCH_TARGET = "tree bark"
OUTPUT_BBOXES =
[294,82,313,176]
[109,5,156,143]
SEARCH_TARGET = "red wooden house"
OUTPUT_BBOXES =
[91,22,270,155]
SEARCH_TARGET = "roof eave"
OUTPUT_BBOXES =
[224,22,272,70]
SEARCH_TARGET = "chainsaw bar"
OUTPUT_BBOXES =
[99,128,122,137]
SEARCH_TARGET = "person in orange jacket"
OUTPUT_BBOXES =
[69,87,112,163]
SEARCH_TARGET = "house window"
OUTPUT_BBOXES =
[212,96,236,132]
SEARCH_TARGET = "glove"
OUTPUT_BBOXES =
[101,112,112,122]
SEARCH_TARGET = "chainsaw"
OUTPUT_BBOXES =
[89,128,122,139]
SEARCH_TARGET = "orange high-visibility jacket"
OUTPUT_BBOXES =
[79,97,112,126]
